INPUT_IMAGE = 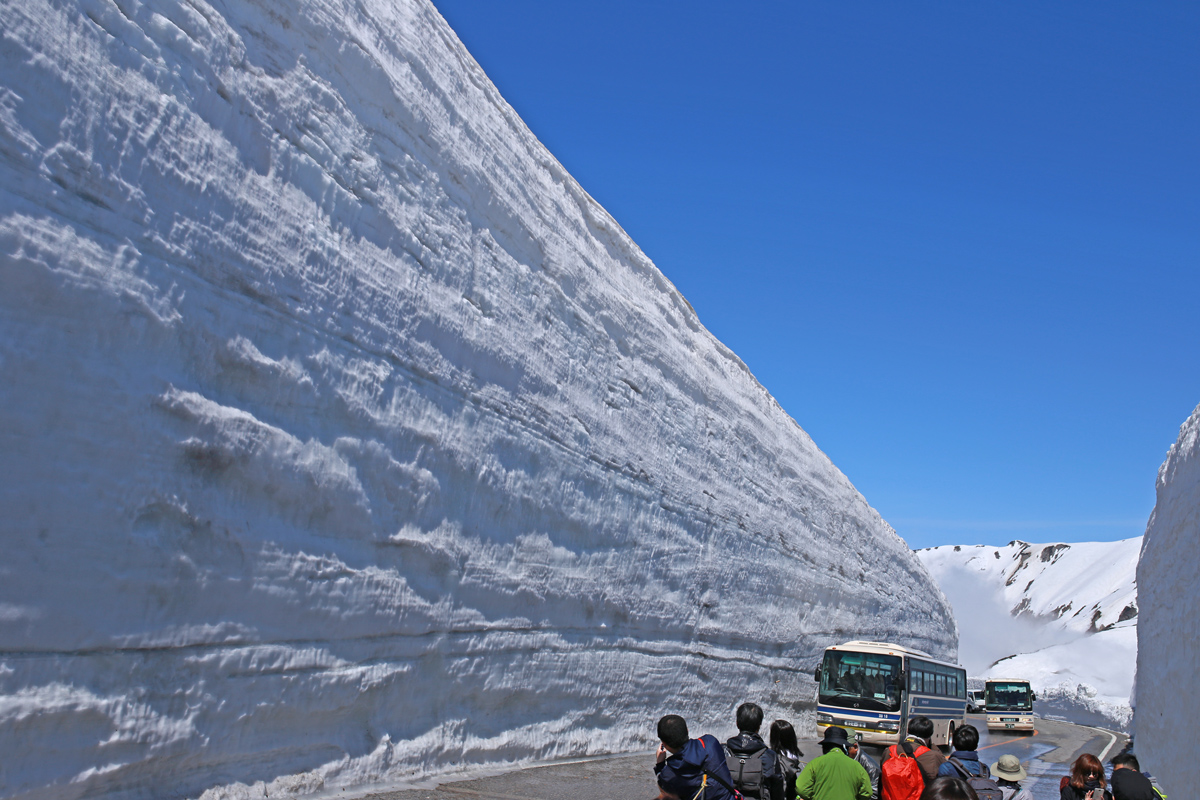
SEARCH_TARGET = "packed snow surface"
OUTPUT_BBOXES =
[0,0,955,797]
[917,539,1139,730]
[1135,403,1200,794]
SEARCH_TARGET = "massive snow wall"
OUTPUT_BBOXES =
[1135,403,1200,793]
[0,0,956,797]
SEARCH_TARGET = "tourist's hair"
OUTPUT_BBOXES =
[952,724,979,752]
[770,719,800,756]
[908,716,934,740]
[658,715,689,749]
[1070,754,1107,790]
[1111,753,1140,772]
[737,702,764,733]
[919,777,980,800]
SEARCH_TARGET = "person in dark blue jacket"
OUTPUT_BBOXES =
[656,714,737,800]
[938,724,986,778]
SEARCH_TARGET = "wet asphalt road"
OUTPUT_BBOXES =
[358,715,1125,800]
[958,714,1125,800]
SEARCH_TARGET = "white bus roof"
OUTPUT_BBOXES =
[985,678,1032,684]
[827,641,940,661]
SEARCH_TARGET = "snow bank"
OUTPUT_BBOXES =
[917,539,1139,730]
[987,625,1135,731]
[0,0,955,798]
[1135,403,1200,792]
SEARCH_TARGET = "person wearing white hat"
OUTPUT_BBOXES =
[991,754,1033,800]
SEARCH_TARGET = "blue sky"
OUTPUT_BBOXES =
[434,1,1200,550]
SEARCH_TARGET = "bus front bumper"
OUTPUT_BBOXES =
[816,716,901,745]
[986,715,1035,731]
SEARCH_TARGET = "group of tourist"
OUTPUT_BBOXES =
[654,709,1165,800]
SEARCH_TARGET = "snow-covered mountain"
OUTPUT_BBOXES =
[1135,403,1200,795]
[917,539,1139,730]
[0,1,955,798]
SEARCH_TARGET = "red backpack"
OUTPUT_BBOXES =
[882,741,927,800]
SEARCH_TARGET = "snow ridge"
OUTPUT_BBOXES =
[1134,403,1200,792]
[0,0,953,798]
[917,539,1139,730]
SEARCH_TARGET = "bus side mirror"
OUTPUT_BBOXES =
[1031,692,1037,702]
[814,667,822,683]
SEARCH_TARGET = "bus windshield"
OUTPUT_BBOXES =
[819,650,903,712]
[986,682,1033,711]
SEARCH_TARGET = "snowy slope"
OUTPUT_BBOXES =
[917,539,1139,729]
[1135,403,1200,793]
[0,1,956,798]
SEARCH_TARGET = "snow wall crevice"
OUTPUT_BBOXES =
[0,1,955,798]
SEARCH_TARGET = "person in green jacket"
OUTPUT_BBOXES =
[797,727,872,800]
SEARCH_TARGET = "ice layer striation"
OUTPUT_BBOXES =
[0,0,955,797]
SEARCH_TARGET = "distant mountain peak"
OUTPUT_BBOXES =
[917,537,1140,731]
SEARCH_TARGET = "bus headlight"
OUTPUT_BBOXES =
[876,721,899,732]
[817,713,833,724]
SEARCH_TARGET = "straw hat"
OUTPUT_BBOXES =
[991,754,1028,781]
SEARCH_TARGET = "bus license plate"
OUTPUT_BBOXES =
[1004,723,1014,729]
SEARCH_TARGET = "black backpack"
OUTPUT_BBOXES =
[726,746,768,798]
[949,758,1004,800]
[777,751,801,800]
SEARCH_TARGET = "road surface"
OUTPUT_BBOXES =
[357,714,1125,800]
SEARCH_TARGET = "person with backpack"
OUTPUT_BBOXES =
[882,716,946,785]
[770,719,804,800]
[1059,755,1112,800]
[726,702,785,800]
[937,725,984,778]
[655,714,737,800]
[847,734,880,800]
[938,725,1003,800]
[989,755,1032,800]
[880,736,926,800]
[796,726,872,800]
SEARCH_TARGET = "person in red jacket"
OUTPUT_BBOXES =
[881,716,945,784]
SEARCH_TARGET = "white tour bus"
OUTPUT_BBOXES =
[984,678,1036,732]
[814,641,967,747]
